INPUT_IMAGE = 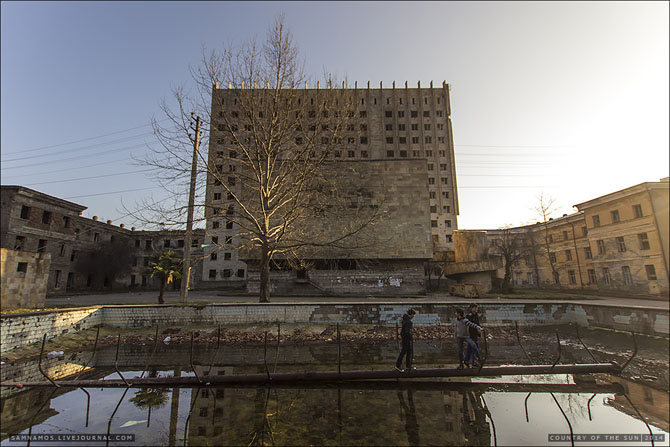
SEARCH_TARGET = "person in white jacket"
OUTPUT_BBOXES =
[454,308,483,369]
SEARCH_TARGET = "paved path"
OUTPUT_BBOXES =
[45,290,669,311]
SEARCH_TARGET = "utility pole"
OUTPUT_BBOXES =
[180,115,201,303]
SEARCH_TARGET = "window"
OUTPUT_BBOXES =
[548,234,554,243]
[565,250,572,261]
[436,110,444,117]
[14,236,25,250]
[237,269,245,278]
[54,270,62,288]
[212,221,220,229]
[133,257,138,267]
[60,244,66,256]
[211,236,218,245]
[442,192,449,199]
[611,210,620,223]
[430,205,437,213]
[423,111,430,117]
[568,270,576,285]
[17,262,27,273]
[385,110,393,118]
[361,151,368,158]
[584,247,592,259]
[437,136,445,143]
[70,250,76,262]
[360,124,368,131]
[20,205,30,219]
[553,271,560,284]
[399,150,408,157]
[622,266,633,285]
[616,236,626,252]
[178,239,184,248]
[144,257,149,266]
[385,124,393,131]
[411,123,418,131]
[226,220,233,229]
[597,239,606,255]
[443,205,451,213]
[638,233,650,250]
[428,164,434,171]
[424,124,431,131]
[440,177,448,185]
[224,252,231,260]
[431,220,437,228]
[37,239,47,252]
[592,215,600,227]
[386,137,393,144]
[645,265,657,280]
[145,240,152,249]
[42,211,51,224]
[411,110,418,118]
[581,226,587,237]
[164,239,171,248]
[398,111,405,118]
[563,230,569,240]
[424,136,432,143]
[603,267,611,285]
[411,137,419,144]
[446,234,453,243]
[192,239,199,248]
[428,177,435,185]
[549,252,557,263]
[223,269,231,278]
[440,164,447,171]
[225,236,232,245]
[213,192,221,200]
[580,269,594,285]
[426,150,432,157]
[437,124,445,131]
[348,150,355,158]
[633,204,643,218]
[360,137,368,144]
[398,124,406,131]
[63,216,70,228]
[209,269,217,279]
[399,137,406,144]
[445,220,452,228]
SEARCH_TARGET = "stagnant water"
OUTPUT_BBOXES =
[1,338,668,446]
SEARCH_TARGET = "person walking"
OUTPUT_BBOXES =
[395,308,417,372]
[454,308,482,369]
[465,303,482,367]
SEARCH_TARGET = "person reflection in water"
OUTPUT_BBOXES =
[397,389,420,446]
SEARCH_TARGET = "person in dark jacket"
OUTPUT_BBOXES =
[454,308,482,369]
[465,303,482,366]
[395,308,417,372]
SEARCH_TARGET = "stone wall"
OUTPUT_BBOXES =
[0,307,101,352]
[1,302,667,354]
[0,248,50,309]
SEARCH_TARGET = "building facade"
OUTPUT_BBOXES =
[1,185,204,298]
[485,178,669,296]
[202,81,459,291]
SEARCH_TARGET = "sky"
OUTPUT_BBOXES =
[1,1,668,230]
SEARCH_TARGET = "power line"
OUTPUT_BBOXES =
[4,143,151,169]
[3,119,168,155]
[63,187,160,200]
[22,169,154,187]
[2,132,155,162]
[0,156,140,177]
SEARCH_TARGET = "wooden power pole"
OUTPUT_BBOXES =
[180,115,201,303]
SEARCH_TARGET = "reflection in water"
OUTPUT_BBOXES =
[1,336,669,446]
[397,390,419,446]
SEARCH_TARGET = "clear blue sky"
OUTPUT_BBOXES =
[2,1,668,229]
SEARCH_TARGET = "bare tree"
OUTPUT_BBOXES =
[534,192,561,288]
[492,226,533,293]
[130,16,383,302]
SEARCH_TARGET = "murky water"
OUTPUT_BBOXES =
[1,338,668,446]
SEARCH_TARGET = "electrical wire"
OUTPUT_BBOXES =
[21,169,154,187]
[4,143,151,169]
[63,187,161,200]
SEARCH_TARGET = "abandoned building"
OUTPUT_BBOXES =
[202,81,459,294]
[484,178,669,296]
[0,185,204,304]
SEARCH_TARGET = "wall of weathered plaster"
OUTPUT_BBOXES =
[1,302,667,353]
[0,248,51,309]
[0,307,101,352]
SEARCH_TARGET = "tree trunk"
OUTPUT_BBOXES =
[259,241,270,303]
[158,279,165,304]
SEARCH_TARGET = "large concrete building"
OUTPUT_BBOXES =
[202,81,459,294]
[485,178,669,296]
